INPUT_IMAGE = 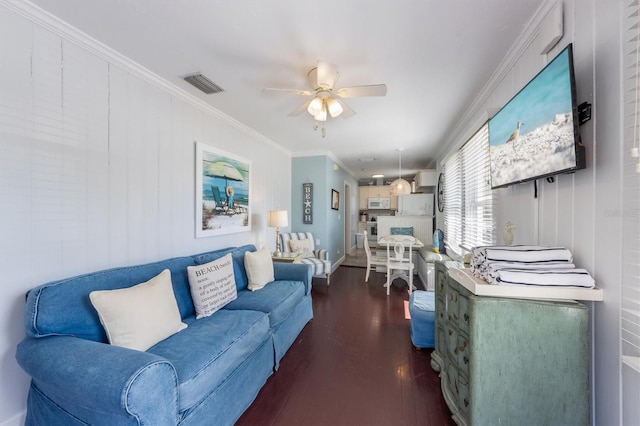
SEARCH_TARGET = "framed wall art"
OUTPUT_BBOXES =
[303,183,313,224]
[331,189,340,211]
[195,142,251,237]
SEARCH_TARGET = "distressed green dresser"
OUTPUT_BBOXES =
[431,261,591,426]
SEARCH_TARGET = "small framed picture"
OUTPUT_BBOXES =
[331,189,339,210]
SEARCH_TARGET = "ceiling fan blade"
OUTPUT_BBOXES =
[337,99,356,119]
[287,99,312,117]
[262,88,313,96]
[316,60,339,89]
[336,84,387,98]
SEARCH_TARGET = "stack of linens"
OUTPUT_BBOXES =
[470,245,595,288]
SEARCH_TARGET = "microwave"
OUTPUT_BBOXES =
[368,197,390,209]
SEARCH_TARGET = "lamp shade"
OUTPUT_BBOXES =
[307,97,323,116]
[314,109,327,122]
[327,98,343,118]
[268,210,288,227]
[389,178,411,195]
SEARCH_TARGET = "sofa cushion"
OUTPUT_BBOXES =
[222,280,305,327]
[89,269,188,351]
[288,238,314,257]
[244,247,275,291]
[187,254,237,318]
[418,246,451,262]
[24,257,196,342]
[192,245,256,292]
[147,309,270,413]
[391,226,414,236]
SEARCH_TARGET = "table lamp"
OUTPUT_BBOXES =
[268,209,288,257]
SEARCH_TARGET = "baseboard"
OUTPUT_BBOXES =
[1,410,26,426]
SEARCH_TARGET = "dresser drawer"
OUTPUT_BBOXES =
[447,287,459,323]
[458,374,470,418]
[459,294,470,334]
[436,300,446,326]
[447,325,459,359]
[445,360,459,400]
[457,333,469,377]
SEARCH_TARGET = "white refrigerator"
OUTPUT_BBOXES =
[397,194,434,216]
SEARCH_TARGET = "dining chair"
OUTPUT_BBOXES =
[385,237,415,296]
[363,231,387,282]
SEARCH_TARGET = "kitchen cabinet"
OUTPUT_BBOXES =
[431,261,590,426]
[368,185,390,198]
[390,195,397,209]
[358,187,369,210]
[358,185,395,210]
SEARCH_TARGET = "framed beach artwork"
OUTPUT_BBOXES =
[195,142,251,237]
[331,189,339,210]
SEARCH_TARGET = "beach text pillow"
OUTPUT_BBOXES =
[187,254,238,319]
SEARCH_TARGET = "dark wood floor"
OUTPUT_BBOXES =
[236,265,455,426]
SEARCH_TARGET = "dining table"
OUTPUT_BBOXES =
[377,235,424,292]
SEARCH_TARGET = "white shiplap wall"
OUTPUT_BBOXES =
[435,0,629,424]
[0,4,291,424]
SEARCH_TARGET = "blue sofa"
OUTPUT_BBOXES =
[15,244,313,425]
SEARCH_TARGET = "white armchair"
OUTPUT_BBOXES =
[279,232,331,286]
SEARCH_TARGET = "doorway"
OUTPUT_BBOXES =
[344,181,352,255]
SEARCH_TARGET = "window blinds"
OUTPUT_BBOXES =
[622,0,640,374]
[443,124,495,254]
[443,150,462,253]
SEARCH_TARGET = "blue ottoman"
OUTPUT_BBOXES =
[409,291,435,349]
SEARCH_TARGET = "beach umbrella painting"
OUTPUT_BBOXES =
[203,160,245,194]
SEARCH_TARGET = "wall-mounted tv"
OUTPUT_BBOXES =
[489,44,585,189]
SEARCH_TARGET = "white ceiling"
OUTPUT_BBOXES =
[31,0,545,184]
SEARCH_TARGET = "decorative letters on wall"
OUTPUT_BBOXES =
[303,183,313,224]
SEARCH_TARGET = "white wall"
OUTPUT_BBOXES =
[435,0,627,424]
[0,4,291,424]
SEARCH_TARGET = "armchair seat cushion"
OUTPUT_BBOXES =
[222,280,306,327]
[300,257,331,277]
[147,309,270,412]
[279,232,332,282]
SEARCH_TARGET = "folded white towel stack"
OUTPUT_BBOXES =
[470,245,595,288]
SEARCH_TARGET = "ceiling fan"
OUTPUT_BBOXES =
[263,60,387,135]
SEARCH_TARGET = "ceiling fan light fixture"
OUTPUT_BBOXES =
[314,109,327,122]
[327,98,343,118]
[307,97,323,116]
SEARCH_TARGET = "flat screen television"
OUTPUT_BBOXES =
[488,44,585,189]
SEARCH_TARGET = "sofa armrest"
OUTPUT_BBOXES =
[16,336,179,424]
[314,249,329,261]
[273,262,313,295]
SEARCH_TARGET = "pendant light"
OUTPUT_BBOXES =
[389,148,411,195]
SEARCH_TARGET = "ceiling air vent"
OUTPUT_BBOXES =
[183,73,224,94]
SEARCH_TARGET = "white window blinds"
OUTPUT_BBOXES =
[443,124,495,254]
[443,150,462,253]
[622,0,640,375]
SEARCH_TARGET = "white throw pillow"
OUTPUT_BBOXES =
[288,238,314,258]
[89,269,187,351]
[244,247,275,291]
[187,254,238,319]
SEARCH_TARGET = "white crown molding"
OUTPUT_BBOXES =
[433,0,562,164]
[1,0,289,155]
[291,150,357,178]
